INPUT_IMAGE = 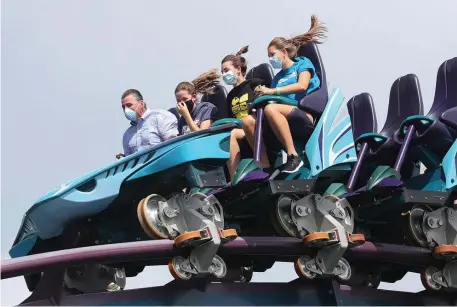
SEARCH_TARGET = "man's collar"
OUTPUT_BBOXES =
[130,108,152,126]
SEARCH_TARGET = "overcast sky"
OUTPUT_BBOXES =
[2,0,457,305]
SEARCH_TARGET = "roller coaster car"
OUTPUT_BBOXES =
[343,57,457,292]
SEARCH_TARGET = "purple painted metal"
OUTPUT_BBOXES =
[209,171,269,196]
[394,126,416,172]
[1,237,435,280]
[253,108,264,165]
[346,142,369,191]
[376,177,404,187]
[17,278,457,306]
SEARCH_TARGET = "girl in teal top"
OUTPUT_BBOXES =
[243,15,327,173]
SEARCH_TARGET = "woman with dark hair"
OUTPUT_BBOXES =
[244,15,327,174]
[175,69,220,135]
[221,45,267,181]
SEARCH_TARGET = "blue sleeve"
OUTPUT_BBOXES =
[296,57,317,78]
[271,73,280,88]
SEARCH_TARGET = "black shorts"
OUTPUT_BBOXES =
[264,107,314,151]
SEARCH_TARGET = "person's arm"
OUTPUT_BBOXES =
[158,112,179,140]
[189,104,218,131]
[122,132,133,156]
[199,105,218,130]
[181,111,200,132]
[257,59,315,95]
[257,71,311,96]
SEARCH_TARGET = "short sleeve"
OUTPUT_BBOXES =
[200,103,218,123]
[296,57,317,78]
[157,111,179,140]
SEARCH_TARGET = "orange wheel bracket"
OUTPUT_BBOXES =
[303,232,330,244]
[221,229,238,242]
[349,233,366,247]
[174,230,202,248]
[433,245,457,257]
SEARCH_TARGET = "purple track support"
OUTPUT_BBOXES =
[394,126,416,172]
[346,142,369,191]
[1,237,435,280]
[253,108,264,166]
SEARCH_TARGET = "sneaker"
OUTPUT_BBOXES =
[106,282,121,292]
[282,154,304,173]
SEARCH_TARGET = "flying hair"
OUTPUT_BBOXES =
[268,15,328,58]
[221,45,250,76]
[175,68,221,95]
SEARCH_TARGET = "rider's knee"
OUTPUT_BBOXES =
[231,128,245,140]
[242,115,255,129]
[264,104,277,118]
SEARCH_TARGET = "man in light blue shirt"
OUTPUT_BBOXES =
[119,89,179,157]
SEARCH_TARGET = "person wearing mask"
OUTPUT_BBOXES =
[174,69,219,135]
[244,15,327,173]
[220,45,267,180]
[119,89,179,157]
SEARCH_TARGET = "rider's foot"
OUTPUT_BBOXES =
[282,154,303,173]
[106,282,121,292]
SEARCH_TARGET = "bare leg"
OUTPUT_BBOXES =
[241,114,270,169]
[226,128,245,181]
[264,105,312,156]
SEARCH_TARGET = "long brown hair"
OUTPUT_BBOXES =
[221,45,249,76]
[175,68,221,95]
[268,15,327,59]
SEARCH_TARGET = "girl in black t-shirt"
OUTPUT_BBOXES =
[221,46,266,181]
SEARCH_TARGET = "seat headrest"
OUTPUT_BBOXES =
[380,74,424,137]
[440,106,457,132]
[201,84,229,119]
[296,42,329,118]
[246,63,274,86]
[428,57,457,119]
[346,92,378,140]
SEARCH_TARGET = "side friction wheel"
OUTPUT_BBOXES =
[295,255,317,280]
[335,258,352,281]
[174,231,202,248]
[168,256,192,280]
[303,232,330,247]
[137,194,169,239]
[271,194,302,238]
[404,205,432,248]
[210,255,227,279]
[420,266,442,291]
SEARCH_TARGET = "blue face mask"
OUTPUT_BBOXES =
[124,107,137,122]
[222,71,238,85]
[269,55,283,69]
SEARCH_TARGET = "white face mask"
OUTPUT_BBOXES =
[269,55,283,69]
[124,107,137,122]
[124,103,139,122]
[222,71,238,85]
